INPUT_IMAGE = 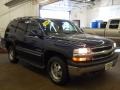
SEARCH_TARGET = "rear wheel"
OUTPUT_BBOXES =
[47,56,69,85]
[8,46,18,64]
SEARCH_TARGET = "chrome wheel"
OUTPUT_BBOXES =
[8,46,18,64]
[9,49,14,61]
[51,62,62,81]
[48,57,69,85]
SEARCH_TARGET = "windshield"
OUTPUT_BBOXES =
[39,19,83,34]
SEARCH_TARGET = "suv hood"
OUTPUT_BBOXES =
[48,34,114,48]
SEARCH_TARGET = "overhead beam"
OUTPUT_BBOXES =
[5,0,31,8]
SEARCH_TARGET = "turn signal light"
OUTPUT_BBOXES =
[72,56,92,62]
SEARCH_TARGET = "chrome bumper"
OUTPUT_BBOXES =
[68,55,118,76]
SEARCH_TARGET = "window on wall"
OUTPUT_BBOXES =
[40,10,70,20]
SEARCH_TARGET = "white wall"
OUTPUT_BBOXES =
[0,1,39,37]
[70,0,120,27]
[40,10,70,20]
[87,0,120,27]
[70,8,87,28]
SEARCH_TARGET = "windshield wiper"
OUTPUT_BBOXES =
[63,32,76,34]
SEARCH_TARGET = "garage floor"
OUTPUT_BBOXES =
[0,54,120,90]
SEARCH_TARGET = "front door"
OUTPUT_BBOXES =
[24,21,44,66]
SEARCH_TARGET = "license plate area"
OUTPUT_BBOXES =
[105,62,113,70]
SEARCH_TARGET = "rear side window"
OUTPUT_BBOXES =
[17,21,27,32]
[6,20,18,33]
[16,22,27,39]
[109,20,120,29]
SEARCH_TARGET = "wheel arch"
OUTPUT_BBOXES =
[5,41,15,50]
[44,50,69,66]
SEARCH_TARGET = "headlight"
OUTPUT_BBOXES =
[73,48,91,56]
[72,48,92,62]
[113,43,116,48]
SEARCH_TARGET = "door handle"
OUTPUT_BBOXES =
[24,38,27,41]
[25,36,38,38]
[31,40,37,42]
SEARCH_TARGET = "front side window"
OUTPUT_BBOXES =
[26,21,40,35]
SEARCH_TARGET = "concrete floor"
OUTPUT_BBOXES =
[0,54,120,90]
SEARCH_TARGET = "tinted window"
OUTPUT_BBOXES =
[109,20,120,29]
[109,25,119,29]
[16,22,27,39]
[7,20,18,33]
[18,22,27,32]
[26,21,40,35]
[100,22,107,28]
[110,20,119,24]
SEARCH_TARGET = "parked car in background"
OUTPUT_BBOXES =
[84,19,120,46]
[4,17,118,85]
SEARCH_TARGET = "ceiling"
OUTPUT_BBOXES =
[0,0,10,14]
[0,0,96,16]
[0,0,96,11]
[41,0,96,11]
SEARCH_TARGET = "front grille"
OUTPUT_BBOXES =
[92,45,112,52]
[92,51,114,60]
[91,45,114,60]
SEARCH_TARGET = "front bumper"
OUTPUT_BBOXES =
[68,53,118,76]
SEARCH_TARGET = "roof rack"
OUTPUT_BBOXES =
[14,16,40,21]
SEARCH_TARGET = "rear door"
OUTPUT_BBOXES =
[105,20,120,46]
[15,20,28,58]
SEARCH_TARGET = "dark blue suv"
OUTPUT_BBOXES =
[4,17,118,85]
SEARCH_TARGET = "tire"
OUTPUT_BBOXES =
[8,46,18,64]
[47,56,69,85]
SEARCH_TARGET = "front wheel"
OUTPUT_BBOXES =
[8,46,18,64]
[47,57,69,85]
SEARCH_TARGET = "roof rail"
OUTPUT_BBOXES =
[14,16,40,21]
